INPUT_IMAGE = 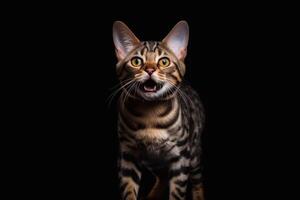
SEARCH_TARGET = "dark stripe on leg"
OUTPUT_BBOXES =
[171,191,182,200]
[191,166,202,175]
[121,169,140,185]
[120,182,128,194]
[176,187,185,197]
[174,179,188,187]
[123,190,135,200]
[122,153,142,171]
[169,167,190,177]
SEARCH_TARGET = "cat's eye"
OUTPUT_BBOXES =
[131,57,143,67]
[158,57,170,67]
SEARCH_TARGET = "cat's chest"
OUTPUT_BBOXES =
[135,128,178,168]
[135,128,170,144]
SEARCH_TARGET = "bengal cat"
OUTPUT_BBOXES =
[112,21,205,200]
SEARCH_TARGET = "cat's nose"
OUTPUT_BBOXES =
[145,68,156,76]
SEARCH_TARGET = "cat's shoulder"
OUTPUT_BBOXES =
[180,83,201,99]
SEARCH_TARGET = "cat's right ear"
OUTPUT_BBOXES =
[113,21,140,61]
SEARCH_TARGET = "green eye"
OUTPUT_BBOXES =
[158,57,170,67]
[131,57,143,67]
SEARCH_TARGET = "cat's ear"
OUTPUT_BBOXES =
[113,21,140,61]
[162,21,189,60]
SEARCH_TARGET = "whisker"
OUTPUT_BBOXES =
[122,82,136,107]
[107,79,135,107]
[108,77,132,91]
[164,78,193,107]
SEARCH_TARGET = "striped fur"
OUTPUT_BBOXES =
[113,21,205,200]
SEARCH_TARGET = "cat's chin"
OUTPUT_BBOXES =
[138,89,161,101]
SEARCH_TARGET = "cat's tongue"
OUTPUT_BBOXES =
[144,85,157,92]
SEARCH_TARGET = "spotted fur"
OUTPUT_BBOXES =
[113,21,205,200]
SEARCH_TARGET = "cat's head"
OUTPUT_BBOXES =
[113,21,189,101]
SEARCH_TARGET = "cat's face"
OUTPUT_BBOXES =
[113,21,189,101]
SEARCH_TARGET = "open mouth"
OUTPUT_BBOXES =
[140,79,162,93]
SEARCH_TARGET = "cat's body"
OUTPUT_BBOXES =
[113,21,205,200]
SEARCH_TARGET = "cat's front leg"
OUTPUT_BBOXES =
[119,147,141,200]
[168,161,189,200]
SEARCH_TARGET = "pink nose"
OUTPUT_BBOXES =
[145,68,155,75]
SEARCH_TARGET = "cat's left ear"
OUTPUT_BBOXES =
[162,21,189,60]
[113,21,140,61]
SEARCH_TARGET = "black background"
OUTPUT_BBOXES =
[13,4,275,200]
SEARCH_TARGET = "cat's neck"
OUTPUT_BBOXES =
[120,94,178,117]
